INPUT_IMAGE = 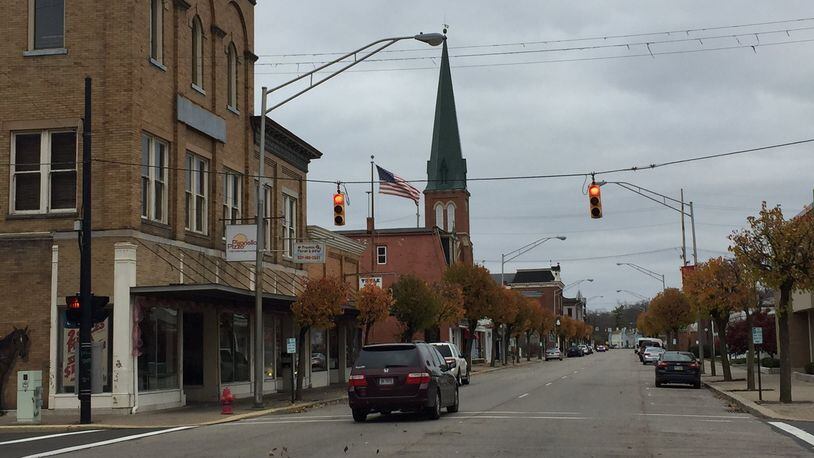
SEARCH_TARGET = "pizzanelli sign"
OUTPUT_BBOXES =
[225,224,257,262]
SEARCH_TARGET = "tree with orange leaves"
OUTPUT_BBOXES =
[730,202,814,402]
[292,276,350,400]
[684,257,754,382]
[537,307,556,357]
[491,288,520,366]
[354,284,393,345]
[636,310,658,337]
[648,288,692,350]
[427,281,466,342]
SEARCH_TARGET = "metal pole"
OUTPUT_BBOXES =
[757,346,763,401]
[253,87,268,408]
[680,189,687,266]
[689,201,698,265]
[416,201,420,228]
[690,200,703,373]
[500,253,505,288]
[370,156,375,272]
[79,77,93,424]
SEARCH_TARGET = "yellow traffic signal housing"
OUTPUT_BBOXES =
[588,183,602,219]
[333,193,346,226]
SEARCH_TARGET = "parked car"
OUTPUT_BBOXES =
[545,347,563,361]
[566,346,584,357]
[635,338,663,359]
[641,346,666,365]
[348,343,459,422]
[596,345,607,352]
[655,351,701,389]
[579,344,592,355]
[430,342,469,385]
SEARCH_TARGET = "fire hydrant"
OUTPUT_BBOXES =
[221,387,234,415]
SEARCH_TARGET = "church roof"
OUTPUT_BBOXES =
[425,39,467,192]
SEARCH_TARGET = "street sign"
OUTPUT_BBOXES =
[359,276,383,289]
[287,337,297,354]
[752,327,763,345]
[293,242,326,263]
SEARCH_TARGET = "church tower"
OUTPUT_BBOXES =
[424,39,473,265]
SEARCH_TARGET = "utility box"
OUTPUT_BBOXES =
[17,370,43,424]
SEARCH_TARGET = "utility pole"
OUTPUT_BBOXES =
[79,77,93,424]
[253,88,268,408]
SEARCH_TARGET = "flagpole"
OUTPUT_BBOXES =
[416,201,420,228]
[370,155,375,273]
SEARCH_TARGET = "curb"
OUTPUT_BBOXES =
[702,381,798,422]
[0,396,348,432]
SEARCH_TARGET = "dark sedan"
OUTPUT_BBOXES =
[566,346,583,357]
[655,351,701,389]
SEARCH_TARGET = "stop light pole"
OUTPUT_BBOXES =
[79,77,93,423]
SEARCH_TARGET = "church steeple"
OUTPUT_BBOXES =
[425,39,467,192]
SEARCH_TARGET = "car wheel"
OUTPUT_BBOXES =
[559,357,563,361]
[447,387,460,413]
[655,380,662,387]
[462,373,470,385]
[694,381,702,389]
[379,410,392,417]
[352,408,368,423]
[427,390,442,420]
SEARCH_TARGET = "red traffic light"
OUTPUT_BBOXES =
[588,182,603,219]
[68,296,81,309]
[588,184,601,197]
[333,193,345,205]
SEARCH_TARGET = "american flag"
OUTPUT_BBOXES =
[377,166,421,203]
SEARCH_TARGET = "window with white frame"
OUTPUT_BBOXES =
[141,134,168,223]
[149,0,163,62]
[434,202,443,230]
[222,170,241,225]
[282,193,297,257]
[30,0,64,50]
[376,246,387,265]
[185,153,208,234]
[191,16,203,89]
[227,42,238,110]
[11,130,76,213]
[446,202,456,232]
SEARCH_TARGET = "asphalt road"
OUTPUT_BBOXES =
[3,350,812,457]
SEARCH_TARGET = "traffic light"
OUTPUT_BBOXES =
[588,182,602,219]
[64,294,110,328]
[333,193,346,226]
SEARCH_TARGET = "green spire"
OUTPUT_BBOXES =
[426,39,467,192]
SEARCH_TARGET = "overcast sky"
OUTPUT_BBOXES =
[255,1,814,312]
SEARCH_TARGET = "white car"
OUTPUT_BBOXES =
[642,346,666,365]
[431,342,470,385]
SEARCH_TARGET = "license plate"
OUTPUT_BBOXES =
[673,366,683,371]
[378,377,394,385]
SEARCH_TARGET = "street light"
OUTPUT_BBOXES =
[252,32,445,408]
[616,262,666,290]
[616,289,648,301]
[500,236,567,287]
[563,278,593,291]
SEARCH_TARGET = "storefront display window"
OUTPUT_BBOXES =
[220,313,250,383]
[58,313,112,393]
[137,307,179,391]
[311,328,327,372]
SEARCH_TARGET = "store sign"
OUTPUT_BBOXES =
[225,224,257,262]
[293,242,326,264]
[359,276,383,289]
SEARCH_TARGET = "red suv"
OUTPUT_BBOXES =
[348,343,459,422]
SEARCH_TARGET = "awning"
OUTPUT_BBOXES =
[131,283,295,313]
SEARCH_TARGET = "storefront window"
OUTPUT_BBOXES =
[263,313,275,380]
[329,328,339,370]
[58,313,112,393]
[138,307,179,391]
[220,313,250,383]
[311,328,327,372]
[275,318,284,378]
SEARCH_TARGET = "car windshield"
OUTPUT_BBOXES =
[432,344,453,357]
[662,352,694,362]
[355,346,419,369]
[644,347,664,353]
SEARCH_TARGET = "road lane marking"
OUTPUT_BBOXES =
[518,393,529,399]
[225,419,349,425]
[701,420,733,423]
[22,426,194,458]
[464,411,582,415]
[561,376,568,379]
[545,382,553,386]
[768,422,814,447]
[0,430,101,445]
[638,413,751,419]
[573,371,579,374]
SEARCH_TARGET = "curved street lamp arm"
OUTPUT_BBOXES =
[618,262,665,284]
[605,181,691,217]
[503,236,565,262]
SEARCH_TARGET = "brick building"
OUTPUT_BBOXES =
[0,0,360,413]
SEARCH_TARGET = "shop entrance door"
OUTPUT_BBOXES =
[183,312,204,386]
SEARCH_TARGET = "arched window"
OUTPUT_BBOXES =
[446,202,456,232]
[227,42,238,110]
[434,202,444,229]
[191,16,203,89]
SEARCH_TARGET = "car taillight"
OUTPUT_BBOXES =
[348,374,367,387]
[689,362,699,369]
[406,372,431,384]
[657,361,668,368]
[445,358,457,367]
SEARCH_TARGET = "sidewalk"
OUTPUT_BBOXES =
[702,362,814,421]
[0,358,542,431]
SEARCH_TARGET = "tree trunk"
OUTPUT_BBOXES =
[745,310,755,391]
[295,326,309,401]
[363,322,371,346]
[709,325,717,376]
[537,331,543,360]
[503,326,512,365]
[490,326,499,367]
[715,316,732,382]
[526,331,532,361]
[463,332,474,378]
[778,284,793,403]
[401,326,414,343]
